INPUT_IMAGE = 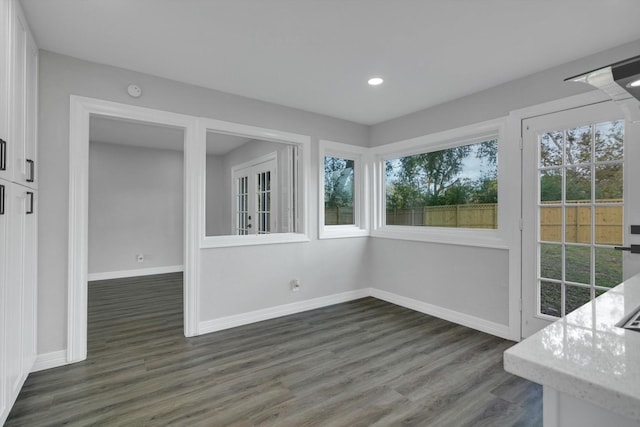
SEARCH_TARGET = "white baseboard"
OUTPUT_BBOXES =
[198,289,371,335]
[47,287,513,369]
[32,350,69,372]
[369,288,512,340]
[88,265,184,281]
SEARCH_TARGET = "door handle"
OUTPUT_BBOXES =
[0,139,6,171]
[26,159,35,182]
[0,184,4,215]
[26,191,34,214]
[614,245,640,254]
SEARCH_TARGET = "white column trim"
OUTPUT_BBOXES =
[68,95,200,362]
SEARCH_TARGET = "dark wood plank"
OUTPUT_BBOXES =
[6,273,541,426]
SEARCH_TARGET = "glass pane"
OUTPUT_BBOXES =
[566,285,591,314]
[595,164,623,200]
[540,169,562,202]
[595,247,623,288]
[540,131,563,167]
[540,281,561,317]
[595,206,623,245]
[566,167,591,202]
[565,206,591,244]
[384,139,498,229]
[540,244,562,280]
[540,206,562,243]
[595,121,623,162]
[565,245,591,285]
[565,125,591,165]
[325,156,355,225]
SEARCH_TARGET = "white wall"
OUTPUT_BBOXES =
[205,154,225,236]
[370,39,640,146]
[366,39,640,331]
[37,40,640,356]
[37,51,369,354]
[88,142,183,275]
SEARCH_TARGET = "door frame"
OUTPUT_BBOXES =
[508,90,611,339]
[68,95,200,363]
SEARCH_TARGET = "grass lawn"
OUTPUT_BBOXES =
[539,244,622,317]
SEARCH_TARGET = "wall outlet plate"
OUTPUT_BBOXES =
[291,279,300,292]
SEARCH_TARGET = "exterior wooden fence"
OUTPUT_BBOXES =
[382,200,623,244]
[386,204,498,229]
[539,200,622,245]
[324,206,355,225]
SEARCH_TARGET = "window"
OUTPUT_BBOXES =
[319,140,368,239]
[371,119,509,248]
[385,139,498,229]
[201,118,310,248]
[324,156,355,226]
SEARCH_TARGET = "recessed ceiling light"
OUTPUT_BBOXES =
[368,77,384,86]
[627,79,640,88]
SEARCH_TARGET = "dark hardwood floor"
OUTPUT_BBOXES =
[6,273,541,426]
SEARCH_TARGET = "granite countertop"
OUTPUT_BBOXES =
[504,273,640,421]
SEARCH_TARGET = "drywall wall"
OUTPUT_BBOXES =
[205,154,226,236]
[365,39,640,331]
[88,142,184,275]
[38,39,640,356]
[37,51,369,354]
[370,39,640,146]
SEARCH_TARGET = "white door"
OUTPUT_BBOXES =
[232,157,277,235]
[522,101,640,337]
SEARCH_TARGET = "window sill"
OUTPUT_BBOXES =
[371,226,508,250]
[201,233,310,248]
[319,225,369,240]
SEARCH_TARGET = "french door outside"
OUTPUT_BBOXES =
[233,158,277,235]
[522,101,640,337]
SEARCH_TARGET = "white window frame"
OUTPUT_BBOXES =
[370,118,510,249]
[318,140,369,239]
[200,118,310,248]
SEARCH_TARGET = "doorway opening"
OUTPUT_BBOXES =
[68,96,199,363]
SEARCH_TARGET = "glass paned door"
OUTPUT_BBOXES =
[522,101,639,337]
[235,176,249,235]
[232,157,277,235]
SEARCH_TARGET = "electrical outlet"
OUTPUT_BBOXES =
[291,279,301,292]
[136,254,144,263]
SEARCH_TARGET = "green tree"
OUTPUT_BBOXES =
[386,140,497,209]
[324,157,354,208]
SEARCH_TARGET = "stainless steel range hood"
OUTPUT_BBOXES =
[567,55,640,122]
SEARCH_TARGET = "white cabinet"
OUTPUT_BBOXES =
[0,0,38,423]
[0,180,37,425]
[0,0,10,183]
[0,0,37,188]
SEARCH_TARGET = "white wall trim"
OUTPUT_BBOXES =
[46,285,515,365]
[369,288,512,340]
[369,117,511,249]
[31,350,69,372]
[199,117,312,248]
[68,95,200,363]
[318,139,370,239]
[197,287,512,340]
[88,265,184,282]
[198,289,371,335]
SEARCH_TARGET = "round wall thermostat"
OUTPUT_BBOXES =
[127,84,142,98]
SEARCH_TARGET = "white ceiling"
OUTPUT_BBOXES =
[22,0,640,125]
[89,116,184,151]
